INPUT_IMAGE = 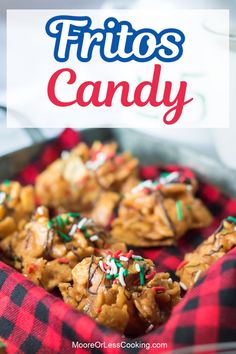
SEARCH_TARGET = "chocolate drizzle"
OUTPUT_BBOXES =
[212,230,235,246]
[0,198,14,214]
[44,228,54,260]
[156,190,176,240]
[95,273,105,294]
[24,229,33,250]
[87,255,100,295]
[207,245,223,256]
[64,244,81,260]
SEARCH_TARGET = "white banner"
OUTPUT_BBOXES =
[7,9,229,128]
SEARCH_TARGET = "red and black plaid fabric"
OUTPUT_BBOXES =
[1,129,236,354]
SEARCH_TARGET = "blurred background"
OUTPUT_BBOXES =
[0,0,236,169]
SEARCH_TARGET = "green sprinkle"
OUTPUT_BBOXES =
[123,269,128,277]
[111,258,122,268]
[57,230,72,242]
[80,225,86,232]
[160,172,170,178]
[114,259,122,268]
[114,273,119,278]
[152,181,159,187]
[85,231,91,238]
[133,256,144,261]
[3,179,11,186]
[57,215,64,228]
[139,265,145,286]
[68,212,81,218]
[176,200,183,221]
[106,274,112,280]
[47,220,54,229]
[64,217,70,225]
[227,216,236,223]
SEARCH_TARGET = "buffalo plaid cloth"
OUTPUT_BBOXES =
[1,129,236,354]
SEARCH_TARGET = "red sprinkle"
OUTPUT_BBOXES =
[114,155,125,165]
[91,148,102,161]
[106,151,116,159]
[179,175,186,183]
[35,195,42,206]
[103,263,111,270]
[145,271,157,280]
[113,249,122,258]
[176,260,188,271]
[58,258,70,264]
[152,286,166,292]
[153,184,162,191]
[124,250,134,259]
[96,307,102,314]
[106,250,113,256]
[109,164,116,172]
[143,187,151,195]
[91,155,97,162]
[28,264,38,274]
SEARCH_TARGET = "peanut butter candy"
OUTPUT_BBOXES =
[35,141,139,227]
[0,180,35,240]
[176,217,236,290]
[59,250,181,337]
[1,206,126,291]
[111,172,212,247]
